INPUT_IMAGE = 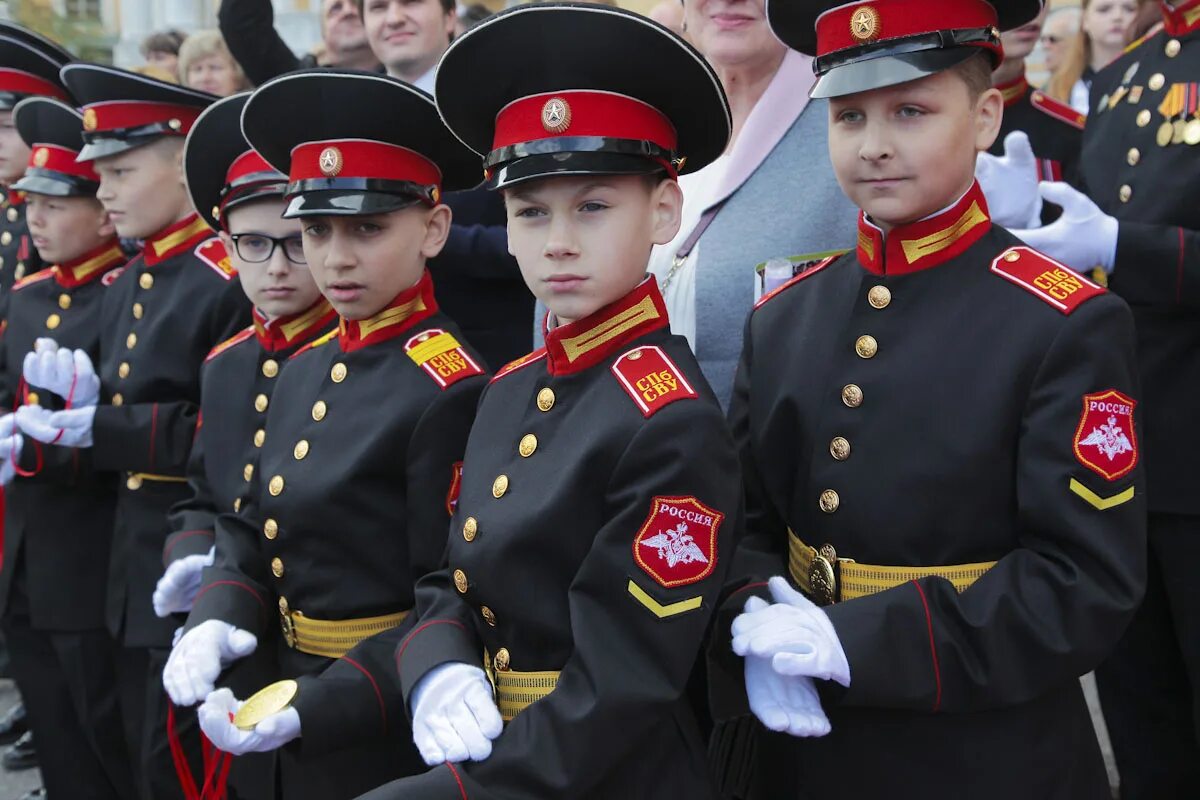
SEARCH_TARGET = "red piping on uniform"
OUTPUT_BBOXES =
[166,702,200,800]
[1177,227,1186,305]
[163,530,214,565]
[910,580,942,712]
[149,403,159,470]
[445,762,468,800]
[395,619,467,666]
[193,580,266,614]
[341,655,387,734]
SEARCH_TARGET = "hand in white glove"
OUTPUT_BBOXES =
[975,131,1044,230]
[731,576,851,687]
[162,620,258,707]
[16,405,96,448]
[0,413,22,486]
[22,343,100,408]
[411,662,503,766]
[153,547,216,618]
[1011,182,1119,275]
[198,688,301,755]
[741,596,831,737]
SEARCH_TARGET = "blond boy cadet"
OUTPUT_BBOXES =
[707,1,1146,797]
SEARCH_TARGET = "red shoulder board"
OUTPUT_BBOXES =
[292,329,337,359]
[1029,90,1086,130]
[1074,389,1138,481]
[633,496,723,588]
[611,345,698,418]
[445,461,463,517]
[989,247,1105,315]
[205,326,254,362]
[11,269,54,292]
[101,265,127,286]
[489,348,547,384]
[404,327,485,389]
[194,238,236,281]
[753,255,839,310]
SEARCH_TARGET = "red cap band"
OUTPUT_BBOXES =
[81,100,204,136]
[226,150,276,186]
[289,139,442,187]
[0,69,68,101]
[492,90,678,154]
[816,0,999,58]
[27,143,99,182]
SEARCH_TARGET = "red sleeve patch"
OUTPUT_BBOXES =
[404,328,485,389]
[194,238,237,281]
[1074,389,1138,481]
[445,461,463,517]
[633,496,722,588]
[1030,90,1086,130]
[610,345,698,418]
[989,247,1105,314]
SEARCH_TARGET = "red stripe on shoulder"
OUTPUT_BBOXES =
[990,247,1105,315]
[204,326,254,362]
[194,238,237,281]
[753,256,839,310]
[11,269,54,292]
[1029,90,1086,130]
[490,348,547,384]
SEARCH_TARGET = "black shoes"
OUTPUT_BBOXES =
[2,729,38,770]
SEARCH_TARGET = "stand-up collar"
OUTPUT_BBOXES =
[856,181,992,276]
[143,214,212,266]
[54,239,125,288]
[338,269,438,354]
[1161,0,1200,37]
[543,277,669,376]
[252,298,336,353]
[995,71,1028,107]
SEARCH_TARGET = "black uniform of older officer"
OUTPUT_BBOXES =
[707,1,1145,799]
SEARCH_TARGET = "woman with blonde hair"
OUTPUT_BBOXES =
[1045,0,1137,114]
[177,29,249,96]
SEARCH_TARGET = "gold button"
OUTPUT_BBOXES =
[537,388,555,412]
[243,463,254,482]
[867,285,891,309]
[627,351,642,360]
[1119,185,1132,203]
[262,359,279,378]
[311,400,326,421]
[126,332,137,349]
[278,596,288,613]
[132,302,144,319]
[271,557,284,578]
[493,648,510,672]
[293,440,310,460]
[1127,148,1141,166]
[118,362,130,379]
[453,569,468,594]
[463,517,478,542]
[1166,38,1181,57]
[268,475,284,496]
[841,384,863,408]
[126,474,143,490]
[855,335,878,359]
[253,429,265,448]
[255,394,269,413]
[331,363,347,383]
[26,392,38,406]
[481,606,496,627]
[139,273,153,290]
[1003,250,1020,263]
[819,489,840,514]
[492,474,509,498]
[45,314,60,330]
[112,393,124,406]
[233,497,242,512]
[6,208,16,222]
[1,231,11,245]
[1137,109,1152,127]
[58,294,71,310]
[1148,73,1165,91]
[830,437,851,461]
[264,519,278,540]
[14,263,23,280]
[518,434,537,458]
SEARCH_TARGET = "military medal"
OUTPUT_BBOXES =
[232,679,298,730]
[1108,85,1128,109]
[1157,120,1175,146]
[1122,62,1139,85]
[1128,85,1143,104]
[1186,117,1200,145]
[1157,83,1186,146]
[1096,93,1110,113]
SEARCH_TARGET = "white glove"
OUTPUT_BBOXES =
[411,662,503,766]
[1011,182,1119,275]
[153,547,216,618]
[0,413,22,486]
[198,688,301,755]
[22,343,100,408]
[975,131,1043,230]
[162,620,258,707]
[15,405,96,448]
[731,576,851,687]
[741,596,831,737]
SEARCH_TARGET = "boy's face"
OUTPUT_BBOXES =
[828,69,1002,231]
[220,198,323,320]
[0,110,31,185]
[504,174,683,326]
[25,193,115,265]
[94,138,192,240]
[300,202,451,320]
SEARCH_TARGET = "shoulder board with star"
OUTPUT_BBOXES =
[194,237,237,281]
[1029,90,1086,130]
[753,255,841,310]
[611,345,698,418]
[11,269,55,292]
[292,329,338,359]
[489,348,547,384]
[205,326,255,363]
[989,246,1106,315]
[404,327,485,389]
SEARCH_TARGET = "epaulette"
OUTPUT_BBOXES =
[11,270,54,292]
[194,238,236,281]
[490,348,547,384]
[1029,90,1086,130]
[205,326,254,362]
[611,345,698,418]
[753,254,841,310]
[101,265,127,286]
[404,327,485,389]
[989,246,1106,315]
[292,329,338,358]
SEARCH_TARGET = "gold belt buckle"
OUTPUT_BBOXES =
[808,544,838,606]
[278,597,296,649]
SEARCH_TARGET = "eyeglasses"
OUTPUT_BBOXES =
[229,233,307,265]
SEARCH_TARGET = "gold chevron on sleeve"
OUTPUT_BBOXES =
[1069,478,1135,511]
[626,580,703,619]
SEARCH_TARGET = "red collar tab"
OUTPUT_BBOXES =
[54,239,125,288]
[28,143,99,182]
[0,69,69,102]
[1161,0,1200,36]
[816,1,1001,62]
[289,139,442,191]
[996,72,1029,107]
[252,299,337,352]
[81,100,203,137]
[543,278,669,376]
[337,270,439,353]
[856,182,992,276]
[143,214,212,265]
[6,190,24,207]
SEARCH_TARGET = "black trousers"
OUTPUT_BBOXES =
[1095,512,1200,799]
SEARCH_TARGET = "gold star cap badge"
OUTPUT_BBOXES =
[82,108,98,131]
[33,148,49,167]
[541,98,572,134]
[850,5,881,42]
[318,146,343,177]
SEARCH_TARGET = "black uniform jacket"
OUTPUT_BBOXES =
[361,278,742,800]
[0,240,125,630]
[992,70,1084,186]
[1080,3,1200,515]
[91,214,251,647]
[709,184,1146,799]
[0,193,45,320]
[187,270,486,800]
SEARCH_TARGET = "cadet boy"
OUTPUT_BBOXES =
[16,65,249,799]
[708,1,1146,798]
[170,69,487,800]
[0,95,134,800]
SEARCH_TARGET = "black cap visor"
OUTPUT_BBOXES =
[12,168,98,197]
[487,151,663,190]
[78,129,177,162]
[0,91,34,111]
[812,47,978,99]
[282,186,425,219]
[216,180,289,227]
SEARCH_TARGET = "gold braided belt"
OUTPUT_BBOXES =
[278,597,409,659]
[484,648,560,723]
[787,529,997,606]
